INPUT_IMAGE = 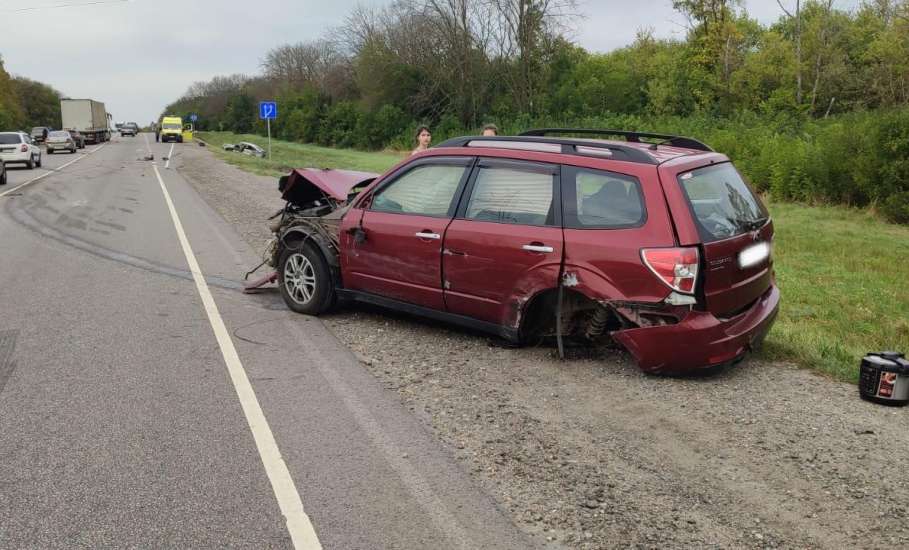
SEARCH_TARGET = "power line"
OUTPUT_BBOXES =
[1,0,130,13]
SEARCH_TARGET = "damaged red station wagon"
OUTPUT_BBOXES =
[259,129,780,373]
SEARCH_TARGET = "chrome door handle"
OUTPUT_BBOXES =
[415,232,441,240]
[522,244,554,253]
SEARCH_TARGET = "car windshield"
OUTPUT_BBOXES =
[49,131,68,138]
[0,133,23,144]
[678,162,768,242]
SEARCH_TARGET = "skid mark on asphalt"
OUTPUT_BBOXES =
[5,198,244,292]
[0,330,20,396]
[0,144,108,199]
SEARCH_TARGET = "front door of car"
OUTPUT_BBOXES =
[341,157,473,311]
[442,159,563,327]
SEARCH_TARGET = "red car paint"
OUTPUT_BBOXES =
[317,137,779,373]
[284,168,378,202]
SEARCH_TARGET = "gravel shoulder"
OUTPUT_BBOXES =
[179,144,909,549]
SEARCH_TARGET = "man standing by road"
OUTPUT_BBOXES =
[154,121,160,142]
[482,123,498,136]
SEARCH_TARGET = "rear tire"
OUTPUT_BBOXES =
[278,243,334,315]
[36,154,41,168]
[0,168,7,186]
[26,156,35,169]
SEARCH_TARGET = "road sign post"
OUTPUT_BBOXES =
[259,101,277,160]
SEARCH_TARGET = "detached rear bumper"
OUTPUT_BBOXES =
[613,285,780,373]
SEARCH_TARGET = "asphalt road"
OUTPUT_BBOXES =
[0,135,537,549]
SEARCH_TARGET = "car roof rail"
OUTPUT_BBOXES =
[519,128,714,152]
[434,135,660,165]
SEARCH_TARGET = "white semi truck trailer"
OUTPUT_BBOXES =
[61,99,111,144]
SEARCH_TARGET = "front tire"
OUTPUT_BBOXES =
[278,243,334,315]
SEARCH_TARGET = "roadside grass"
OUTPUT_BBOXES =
[195,131,404,176]
[196,132,908,382]
[759,200,909,381]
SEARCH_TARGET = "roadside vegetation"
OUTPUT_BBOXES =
[194,130,908,382]
[763,200,909,380]
[197,131,403,175]
[165,0,909,223]
[0,55,63,129]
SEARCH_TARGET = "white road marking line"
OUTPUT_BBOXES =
[0,144,108,199]
[151,164,322,550]
[165,143,175,169]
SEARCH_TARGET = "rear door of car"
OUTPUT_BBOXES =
[441,158,563,327]
[341,156,473,310]
[661,160,773,317]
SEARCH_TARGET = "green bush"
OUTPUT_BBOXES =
[881,192,909,224]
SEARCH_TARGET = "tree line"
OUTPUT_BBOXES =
[165,0,908,222]
[0,55,63,130]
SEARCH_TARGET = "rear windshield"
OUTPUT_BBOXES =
[0,134,23,144]
[31,127,46,134]
[678,163,768,242]
[162,123,180,129]
[49,131,68,137]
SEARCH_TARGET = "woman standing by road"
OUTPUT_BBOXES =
[411,125,431,155]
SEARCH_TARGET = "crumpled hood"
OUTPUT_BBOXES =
[281,168,378,204]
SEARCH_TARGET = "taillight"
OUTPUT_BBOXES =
[20,144,28,152]
[641,247,700,294]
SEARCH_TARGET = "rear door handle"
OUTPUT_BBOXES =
[415,231,441,240]
[522,244,554,253]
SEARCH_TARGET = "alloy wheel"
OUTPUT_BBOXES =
[284,252,317,305]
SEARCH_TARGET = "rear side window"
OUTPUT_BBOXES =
[372,164,466,217]
[464,162,557,226]
[564,167,645,229]
[678,163,768,242]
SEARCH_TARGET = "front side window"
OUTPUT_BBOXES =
[371,164,467,217]
[679,162,768,242]
[464,163,557,226]
[566,168,645,228]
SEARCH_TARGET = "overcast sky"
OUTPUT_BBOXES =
[0,0,862,125]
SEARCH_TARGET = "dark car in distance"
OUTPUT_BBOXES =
[120,122,139,137]
[266,128,779,374]
[66,129,86,149]
[30,126,51,144]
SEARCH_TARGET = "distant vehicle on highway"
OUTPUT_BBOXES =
[159,116,184,143]
[120,122,139,137]
[115,122,124,130]
[46,131,78,154]
[66,129,86,149]
[0,132,43,169]
[60,98,111,144]
[223,142,266,158]
[30,126,50,144]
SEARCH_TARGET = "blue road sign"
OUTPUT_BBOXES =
[259,101,277,120]
[190,114,198,122]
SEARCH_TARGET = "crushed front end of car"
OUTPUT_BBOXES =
[243,168,377,291]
